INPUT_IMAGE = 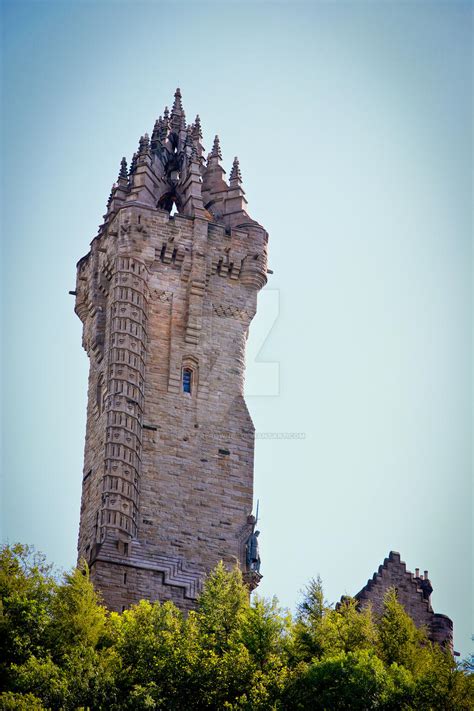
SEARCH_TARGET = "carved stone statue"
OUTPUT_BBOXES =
[246,530,261,573]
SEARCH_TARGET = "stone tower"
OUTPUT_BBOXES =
[73,89,268,611]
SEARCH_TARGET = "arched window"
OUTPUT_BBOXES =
[182,367,193,394]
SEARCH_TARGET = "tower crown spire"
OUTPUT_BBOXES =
[170,88,185,133]
[172,87,183,114]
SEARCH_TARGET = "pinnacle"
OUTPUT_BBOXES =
[138,133,150,153]
[185,124,195,148]
[210,135,222,161]
[129,152,137,175]
[193,114,202,139]
[119,157,128,180]
[172,87,184,115]
[229,156,242,183]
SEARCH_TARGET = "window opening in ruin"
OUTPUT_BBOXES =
[182,368,192,394]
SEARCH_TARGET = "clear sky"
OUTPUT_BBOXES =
[1,0,472,657]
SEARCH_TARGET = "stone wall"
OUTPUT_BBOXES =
[354,551,453,651]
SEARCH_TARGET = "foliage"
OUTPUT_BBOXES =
[1,543,473,710]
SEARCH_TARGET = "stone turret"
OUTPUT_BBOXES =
[74,89,268,611]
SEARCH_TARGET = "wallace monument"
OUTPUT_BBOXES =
[73,89,453,651]
[73,89,266,612]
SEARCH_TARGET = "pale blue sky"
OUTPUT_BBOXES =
[1,1,472,657]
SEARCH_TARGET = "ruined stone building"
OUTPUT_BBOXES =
[354,551,454,651]
[73,89,267,611]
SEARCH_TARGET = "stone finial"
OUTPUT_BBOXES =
[185,124,195,148]
[159,115,168,141]
[210,135,222,161]
[151,119,163,151]
[129,152,137,176]
[172,87,183,114]
[151,118,160,138]
[163,106,170,122]
[106,185,114,208]
[138,133,150,154]
[193,114,202,140]
[229,156,242,184]
[171,88,184,132]
[119,157,128,180]
[191,143,199,163]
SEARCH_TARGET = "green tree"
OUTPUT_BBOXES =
[197,561,249,652]
[2,544,473,711]
[283,649,414,711]
[377,588,427,673]
[0,543,57,687]
[112,598,198,709]
[297,576,326,625]
[293,584,376,663]
[47,562,107,658]
[0,691,46,710]
[412,646,474,710]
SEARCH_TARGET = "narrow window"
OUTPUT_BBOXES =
[96,374,104,414]
[182,368,192,394]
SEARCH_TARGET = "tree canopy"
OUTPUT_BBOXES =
[0,544,472,710]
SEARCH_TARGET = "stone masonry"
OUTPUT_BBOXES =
[74,89,268,611]
[354,551,453,651]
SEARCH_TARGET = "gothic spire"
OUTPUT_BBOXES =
[229,156,242,185]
